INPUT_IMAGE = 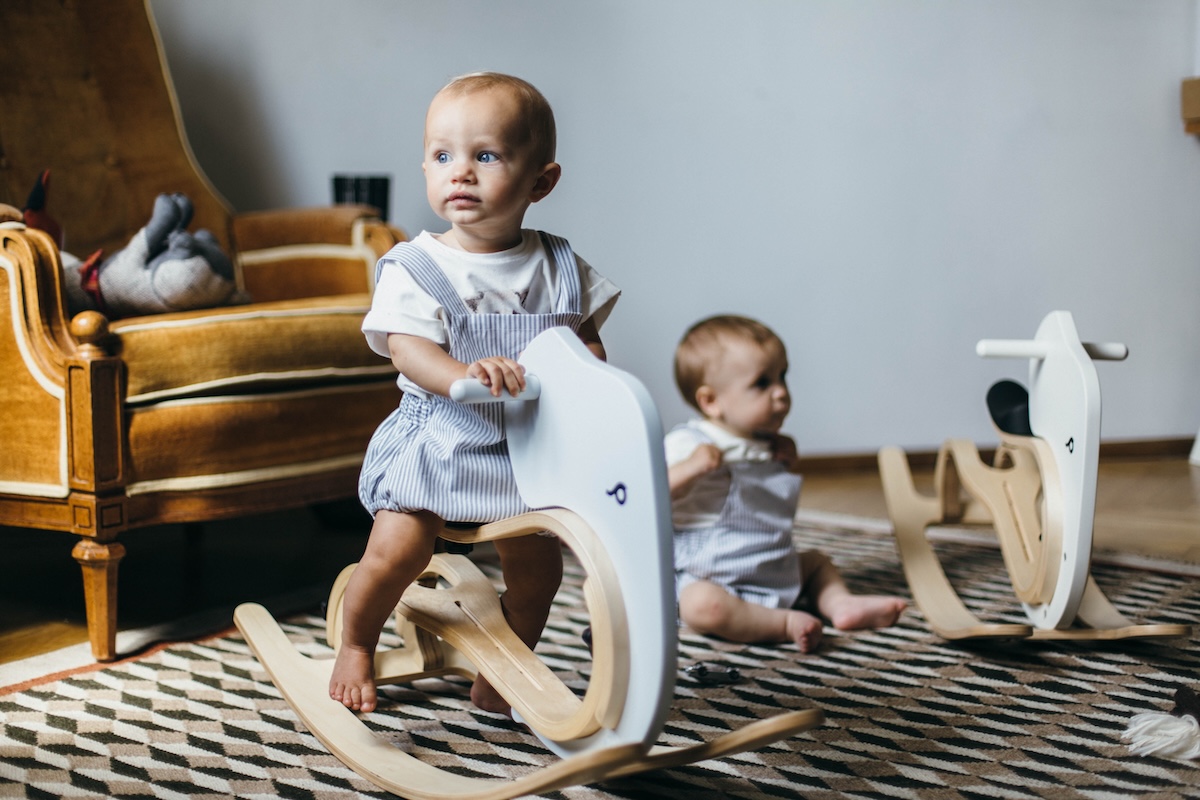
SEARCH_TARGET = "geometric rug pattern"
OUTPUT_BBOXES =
[2,522,1199,799]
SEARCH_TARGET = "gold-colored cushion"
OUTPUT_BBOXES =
[125,381,398,490]
[110,294,394,403]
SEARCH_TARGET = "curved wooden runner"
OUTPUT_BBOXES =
[234,598,822,800]
[879,442,1191,642]
[323,510,629,742]
[235,505,824,799]
[235,325,825,798]
[878,445,1031,640]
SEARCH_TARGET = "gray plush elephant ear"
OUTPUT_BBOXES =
[141,193,188,256]
[169,192,194,230]
[192,229,235,281]
[147,229,237,311]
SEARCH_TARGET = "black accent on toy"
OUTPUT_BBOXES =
[987,379,1033,437]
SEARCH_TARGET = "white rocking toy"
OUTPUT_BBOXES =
[877,311,1191,642]
[234,327,822,800]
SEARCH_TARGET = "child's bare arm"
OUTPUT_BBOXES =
[576,317,607,362]
[668,443,723,500]
[388,333,526,398]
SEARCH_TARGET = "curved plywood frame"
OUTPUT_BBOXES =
[236,600,821,800]
[879,311,1191,642]
[236,326,822,798]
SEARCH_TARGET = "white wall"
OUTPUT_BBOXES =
[151,0,1200,455]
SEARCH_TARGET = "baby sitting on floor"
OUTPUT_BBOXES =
[667,314,906,652]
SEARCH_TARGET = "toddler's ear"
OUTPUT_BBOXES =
[695,385,719,419]
[530,162,562,203]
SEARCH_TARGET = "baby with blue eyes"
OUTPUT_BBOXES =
[330,72,621,717]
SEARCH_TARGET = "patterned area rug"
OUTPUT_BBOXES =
[3,522,1199,799]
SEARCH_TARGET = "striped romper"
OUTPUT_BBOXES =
[358,233,583,523]
[673,425,805,609]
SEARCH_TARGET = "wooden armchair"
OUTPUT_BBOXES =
[0,1,404,660]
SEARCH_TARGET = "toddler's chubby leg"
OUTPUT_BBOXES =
[469,533,564,716]
[679,580,824,653]
[329,509,442,713]
[800,550,907,631]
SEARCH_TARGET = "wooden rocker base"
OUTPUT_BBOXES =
[878,443,1191,643]
[235,602,821,800]
[235,505,823,799]
[234,329,824,798]
[879,313,1191,643]
[324,509,631,744]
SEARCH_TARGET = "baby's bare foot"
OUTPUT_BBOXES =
[470,675,513,717]
[329,646,377,712]
[785,610,824,653]
[827,596,907,631]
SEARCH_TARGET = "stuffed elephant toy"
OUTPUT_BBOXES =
[60,192,246,318]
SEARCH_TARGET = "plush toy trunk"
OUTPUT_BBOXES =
[0,0,406,661]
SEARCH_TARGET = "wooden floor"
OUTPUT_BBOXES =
[2,454,1197,668]
[798,453,1200,564]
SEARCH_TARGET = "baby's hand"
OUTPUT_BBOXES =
[689,442,723,476]
[466,357,525,397]
[668,442,724,500]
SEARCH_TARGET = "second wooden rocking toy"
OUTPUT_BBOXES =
[234,327,822,800]
[878,311,1191,642]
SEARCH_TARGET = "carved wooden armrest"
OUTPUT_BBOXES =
[1,224,81,368]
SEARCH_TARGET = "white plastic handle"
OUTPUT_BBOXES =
[976,339,1127,361]
[1082,342,1128,361]
[449,374,541,404]
[975,339,1048,360]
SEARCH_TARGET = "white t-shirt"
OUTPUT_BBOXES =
[665,419,775,529]
[362,230,621,396]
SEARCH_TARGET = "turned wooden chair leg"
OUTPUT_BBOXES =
[72,539,126,661]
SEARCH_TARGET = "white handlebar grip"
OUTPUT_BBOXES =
[449,374,542,404]
[1082,342,1128,361]
[975,339,1050,360]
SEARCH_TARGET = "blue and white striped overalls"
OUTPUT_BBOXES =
[358,233,583,523]
[673,428,804,609]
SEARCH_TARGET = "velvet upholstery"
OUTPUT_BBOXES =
[0,0,234,257]
[0,0,406,660]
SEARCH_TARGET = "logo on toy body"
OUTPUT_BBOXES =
[1066,437,1075,453]
[606,483,627,505]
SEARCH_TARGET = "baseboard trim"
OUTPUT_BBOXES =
[797,437,1196,474]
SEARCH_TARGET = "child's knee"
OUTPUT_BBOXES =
[798,549,833,583]
[679,581,734,632]
[360,510,441,570]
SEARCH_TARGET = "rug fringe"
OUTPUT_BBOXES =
[1124,712,1200,760]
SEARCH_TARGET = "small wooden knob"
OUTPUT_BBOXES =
[70,310,111,350]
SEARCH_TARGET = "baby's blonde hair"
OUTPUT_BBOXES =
[674,315,785,412]
[437,72,557,166]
